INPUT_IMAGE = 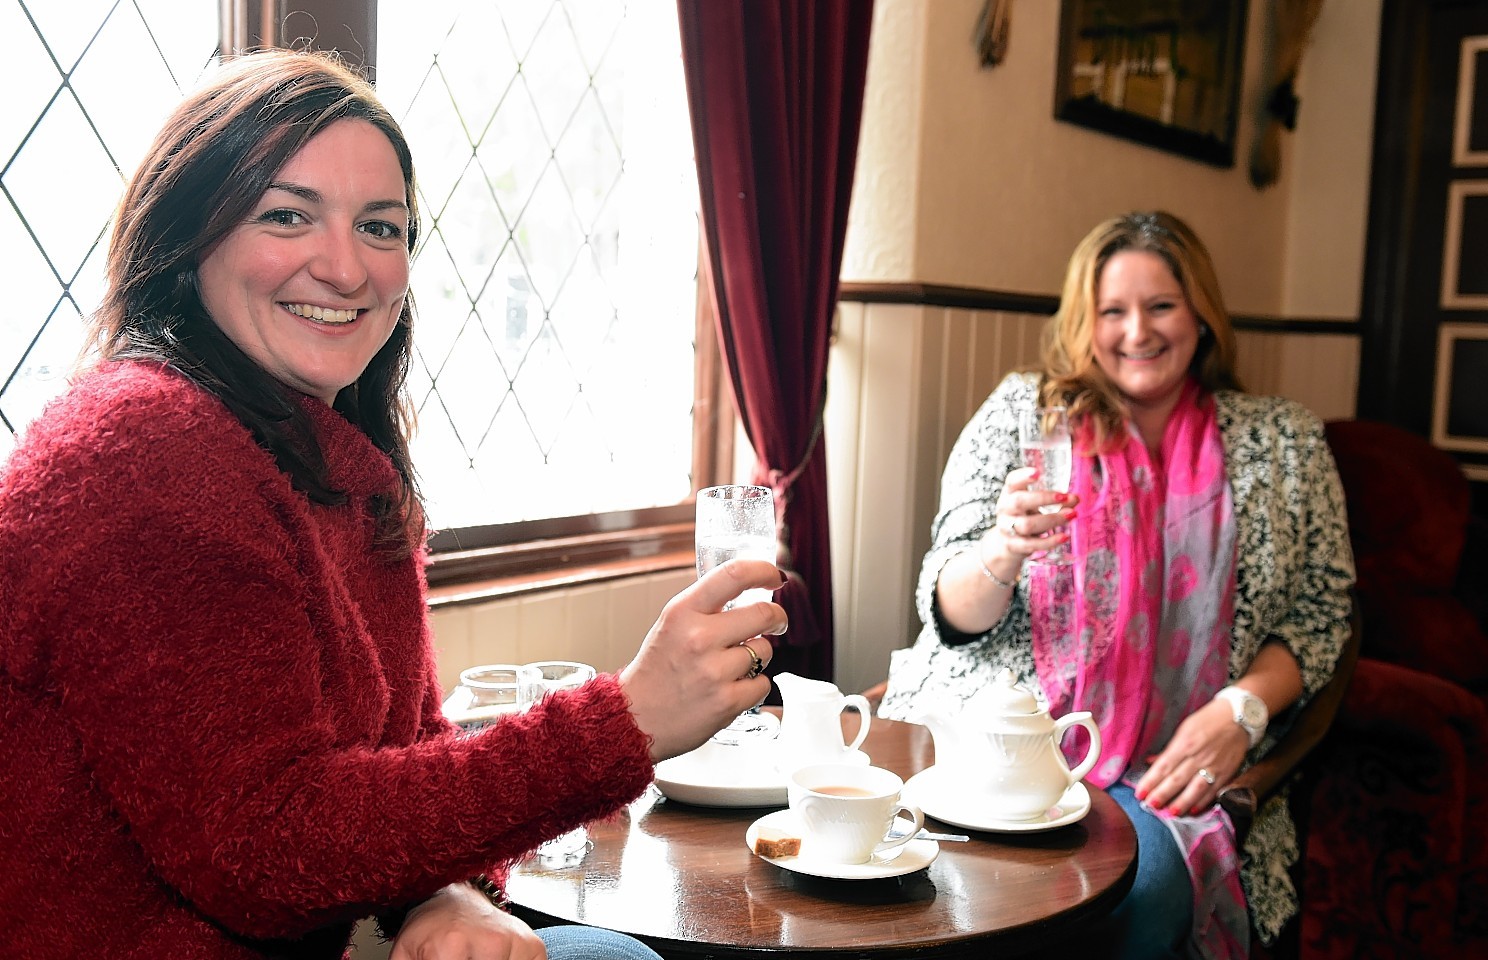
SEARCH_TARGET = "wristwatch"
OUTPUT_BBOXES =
[1214,686,1268,748]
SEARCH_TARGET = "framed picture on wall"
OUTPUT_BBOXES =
[1433,323,1488,454]
[1442,180,1488,310]
[1054,0,1248,167]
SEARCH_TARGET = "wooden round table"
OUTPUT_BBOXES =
[506,715,1136,959]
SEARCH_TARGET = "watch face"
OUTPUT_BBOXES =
[1240,699,1266,727]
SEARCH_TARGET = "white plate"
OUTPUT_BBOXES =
[744,809,939,880]
[654,743,869,808]
[902,768,1092,834]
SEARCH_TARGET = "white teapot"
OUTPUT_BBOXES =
[923,669,1101,821]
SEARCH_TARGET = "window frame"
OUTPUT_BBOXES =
[226,0,730,600]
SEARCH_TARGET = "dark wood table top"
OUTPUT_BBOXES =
[506,713,1136,959]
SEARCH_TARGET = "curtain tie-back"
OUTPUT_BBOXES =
[756,397,828,570]
[758,398,826,498]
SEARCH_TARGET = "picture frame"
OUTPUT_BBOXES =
[1440,180,1488,310]
[1433,323,1488,454]
[1054,0,1249,168]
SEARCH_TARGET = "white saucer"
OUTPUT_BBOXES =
[902,768,1092,834]
[744,809,938,880]
[655,742,870,808]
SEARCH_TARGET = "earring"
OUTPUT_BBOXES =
[1198,323,1210,338]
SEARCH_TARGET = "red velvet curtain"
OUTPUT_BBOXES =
[677,0,874,682]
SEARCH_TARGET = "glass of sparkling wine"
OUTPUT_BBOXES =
[696,484,780,744]
[1018,406,1073,565]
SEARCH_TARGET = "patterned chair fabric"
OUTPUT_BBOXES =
[1296,420,1488,959]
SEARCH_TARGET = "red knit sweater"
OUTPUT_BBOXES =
[0,362,655,958]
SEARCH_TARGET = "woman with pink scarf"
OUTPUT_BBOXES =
[879,212,1353,960]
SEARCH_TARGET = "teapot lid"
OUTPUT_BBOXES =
[966,668,1043,717]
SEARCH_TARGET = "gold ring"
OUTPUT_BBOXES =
[1197,768,1216,785]
[740,640,765,679]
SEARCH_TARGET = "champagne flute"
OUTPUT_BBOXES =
[521,660,599,864]
[1018,406,1073,565]
[695,484,780,745]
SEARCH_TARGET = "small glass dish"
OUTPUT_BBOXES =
[442,664,542,732]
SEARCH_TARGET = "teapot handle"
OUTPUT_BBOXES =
[1054,711,1102,784]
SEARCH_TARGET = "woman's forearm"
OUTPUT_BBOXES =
[1232,640,1305,717]
[935,533,1021,635]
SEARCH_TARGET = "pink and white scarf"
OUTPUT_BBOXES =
[1030,380,1248,959]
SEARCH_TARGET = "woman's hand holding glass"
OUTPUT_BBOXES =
[618,559,786,763]
[991,466,1079,563]
[1015,406,1076,564]
[695,484,783,744]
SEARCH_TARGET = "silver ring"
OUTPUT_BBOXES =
[998,513,1019,537]
[740,640,765,679]
[1197,768,1216,785]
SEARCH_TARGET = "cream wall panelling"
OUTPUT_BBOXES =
[825,302,869,690]
[827,300,916,696]
[1233,329,1361,424]
[823,302,1045,697]
[428,569,693,695]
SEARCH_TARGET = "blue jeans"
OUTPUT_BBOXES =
[1063,782,1192,959]
[538,924,663,960]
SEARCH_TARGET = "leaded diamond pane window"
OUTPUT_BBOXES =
[1,0,219,460]
[378,0,700,531]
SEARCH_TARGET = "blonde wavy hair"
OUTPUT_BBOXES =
[1038,211,1243,451]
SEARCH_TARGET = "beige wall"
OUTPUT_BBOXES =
[1283,0,1383,317]
[428,0,1381,699]
[843,0,1382,320]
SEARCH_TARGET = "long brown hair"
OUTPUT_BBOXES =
[1039,211,1243,451]
[88,48,424,554]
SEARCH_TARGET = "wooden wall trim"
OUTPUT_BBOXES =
[426,548,694,609]
[836,281,1361,335]
[837,282,1059,314]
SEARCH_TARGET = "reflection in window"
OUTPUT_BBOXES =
[0,1,218,459]
[378,0,700,531]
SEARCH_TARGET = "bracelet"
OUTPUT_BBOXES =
[468,873,509,910]
[974,538,1015,590]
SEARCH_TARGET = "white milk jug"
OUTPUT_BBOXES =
[774,672,871,774]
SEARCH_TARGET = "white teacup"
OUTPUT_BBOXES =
[788,763,924,864]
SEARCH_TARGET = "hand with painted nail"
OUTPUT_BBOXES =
[1133,698,1250,816]
[991,466,1080,562]
[619,559,788,762]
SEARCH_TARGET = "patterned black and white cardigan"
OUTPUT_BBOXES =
[878,372,1355,944]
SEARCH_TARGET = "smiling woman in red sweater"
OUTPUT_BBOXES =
[0,50,784,960]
